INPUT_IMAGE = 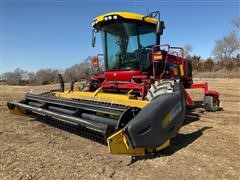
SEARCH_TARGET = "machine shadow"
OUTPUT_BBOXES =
[162,126,212,156]
[184,100,223,126]
[183,109,202,126]
[129,126,212,164]
[183,100,207,126]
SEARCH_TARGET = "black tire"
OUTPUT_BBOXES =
[204,95,219,112]
[146,80,174,101]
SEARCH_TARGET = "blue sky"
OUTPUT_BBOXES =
[1,0,239,73]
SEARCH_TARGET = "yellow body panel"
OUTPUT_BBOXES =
[107,130,145,156]
[54,90,149,109]
[180,64,184,76]
[92,11,158,27]
[107,129,170,156]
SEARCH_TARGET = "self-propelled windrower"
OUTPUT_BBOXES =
[8,11,220,156]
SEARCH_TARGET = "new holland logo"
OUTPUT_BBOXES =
[162,100,183,128]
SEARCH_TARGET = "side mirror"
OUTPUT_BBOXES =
[92,36,96,47]
[156,21,165,35]
[92,29,97,47]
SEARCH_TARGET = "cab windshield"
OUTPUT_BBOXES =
[101,22,156,71]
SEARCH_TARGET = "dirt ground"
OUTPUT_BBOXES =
[0,78,239,179]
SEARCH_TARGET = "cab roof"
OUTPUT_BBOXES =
[92,12,158,29]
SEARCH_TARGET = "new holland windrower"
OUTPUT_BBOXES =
[8,11,220,156]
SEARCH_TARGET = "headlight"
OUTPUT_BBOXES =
[113,15,118,19]
[104,17,108,21]
[108,16,112,20]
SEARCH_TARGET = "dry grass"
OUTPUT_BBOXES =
[0,79,240,179]
[193,68,240,79]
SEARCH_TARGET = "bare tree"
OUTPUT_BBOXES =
[0,73,6,82]
[232,54,240,67]
[187,55,201,71]
[232,17,240,30]
[64,56,94,82]
[35,69,59,85]
[183,44,193,57]
[27,72,37,85]
[213,31,240,67]
[4,68,27,85]
[204,57,214,72]
[213,17,240,68]
[64,64,86,82]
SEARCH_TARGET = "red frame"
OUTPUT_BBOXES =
[185,83,219,107]
[90,44,220,107]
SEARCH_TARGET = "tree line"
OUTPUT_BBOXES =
[1,56,94,85]
[185,17,240,72]
[1,17,239,85]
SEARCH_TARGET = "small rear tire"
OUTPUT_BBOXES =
[204,95,219,112]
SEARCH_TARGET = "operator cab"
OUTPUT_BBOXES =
[92,12,165,81]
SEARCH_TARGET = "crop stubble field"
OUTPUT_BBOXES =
[0,78,239,179]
